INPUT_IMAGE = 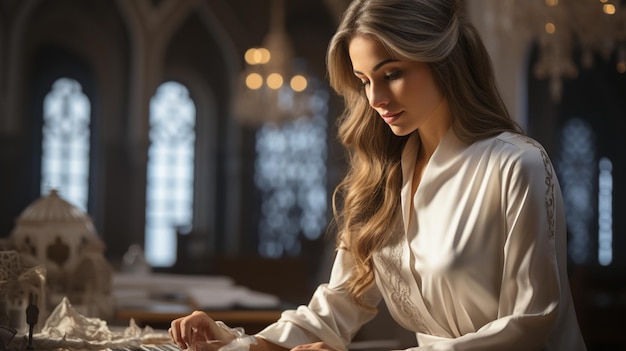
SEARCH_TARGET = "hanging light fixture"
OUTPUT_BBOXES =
[234,0,312,125]
[507,0,626,100]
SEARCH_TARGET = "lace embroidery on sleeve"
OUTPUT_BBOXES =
[524,137,556,239]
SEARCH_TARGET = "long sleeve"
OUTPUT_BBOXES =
[256,249,381,351]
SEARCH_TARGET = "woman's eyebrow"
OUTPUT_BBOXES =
[353,59,398,75]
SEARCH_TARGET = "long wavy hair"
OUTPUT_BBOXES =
[326,0,523,308]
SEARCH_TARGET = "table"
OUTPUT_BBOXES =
[111,273,286,333]
[115,308,282,327]
[113,300,284,334]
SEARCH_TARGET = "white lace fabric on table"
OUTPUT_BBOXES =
[7,297,171,351]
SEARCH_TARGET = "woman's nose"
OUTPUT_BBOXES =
[368,84,389,108]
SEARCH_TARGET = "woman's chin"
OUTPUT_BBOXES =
[388,124,415,137]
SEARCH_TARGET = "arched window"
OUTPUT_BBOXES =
[145,81,196,267]
[41,77,91,211]
[254,89,329,257]
[597,156,613,266]
[556,118,595,264]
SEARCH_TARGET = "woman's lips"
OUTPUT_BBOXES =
[381,111,403,124]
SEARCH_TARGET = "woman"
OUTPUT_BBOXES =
[169,0,587,350]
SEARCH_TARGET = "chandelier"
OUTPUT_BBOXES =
[234,0,312,125]
[508,0,626,100]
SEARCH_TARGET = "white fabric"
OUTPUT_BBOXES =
[257,130,587,350]
[14,296,171,351]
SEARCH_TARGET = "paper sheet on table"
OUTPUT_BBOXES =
[113,273,235,291]
[186,286,280,309]
[113,273,237,310]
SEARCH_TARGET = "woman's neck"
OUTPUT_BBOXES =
[416,98,452,160]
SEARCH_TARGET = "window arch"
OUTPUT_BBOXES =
[145,81,197,267]
[40,77,91,211]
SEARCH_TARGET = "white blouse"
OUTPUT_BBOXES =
[257,130,587,351]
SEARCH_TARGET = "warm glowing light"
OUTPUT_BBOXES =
[244,48,271,65]
[599,0,608,3]
[257,48,271,64]
[245,73,263,89]
[603,4,616,14]
[545,0,558,6]
[617,62,626,74]
[545,22,556,34]
[244,48,259,65]
[290,75,308,92]
[266,73,284,89]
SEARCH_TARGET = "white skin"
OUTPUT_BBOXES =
[168,34,452,351]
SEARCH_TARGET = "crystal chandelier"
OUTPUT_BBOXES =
[509,0,626,100]
[234,0,312,125]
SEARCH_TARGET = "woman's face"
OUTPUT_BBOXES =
[348,34,445,136]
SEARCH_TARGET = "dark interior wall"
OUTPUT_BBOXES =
[0,0,342,265]
[0,0,130,240]
[527,42,626,350]
[527,43,626,268]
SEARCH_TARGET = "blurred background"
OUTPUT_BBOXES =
[0,0,624,350]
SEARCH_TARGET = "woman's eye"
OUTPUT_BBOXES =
[385,71,400,80]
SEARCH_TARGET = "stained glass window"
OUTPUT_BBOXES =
[145,81,196,267]
[597,157,613,266]
[255,89,329,257]
[557,118,595,264]
[41,78,91,211]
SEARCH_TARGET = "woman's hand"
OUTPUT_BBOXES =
[169,311,237,350]
[290,342,340,351]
